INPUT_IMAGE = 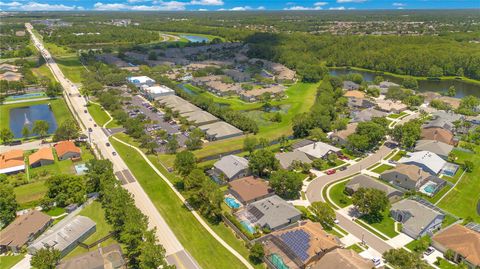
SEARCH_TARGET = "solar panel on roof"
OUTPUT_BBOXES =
[466,222,480,233]
[279,230,311,262]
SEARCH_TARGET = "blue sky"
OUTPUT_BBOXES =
[0,0,478,11]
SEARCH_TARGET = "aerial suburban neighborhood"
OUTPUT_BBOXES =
[0,4,479,269]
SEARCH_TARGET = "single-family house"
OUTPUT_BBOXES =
[390,199,445,239]
[295,142,341,160]
[347,97,375,109]
[369,81,400,95]
[212,155,249,181]
[291,139,314,150]
[424,111,463,131]
[224,69,251,82]
[0,149,25,175]
[345,175,404,202]
[241,195,302,231]
[0,64,18,72]
[330,123,358,146]
[54,141,81,161]
[343,81,360,91]
[351,108,388,123]
[261,220,341,269]
[399,151,446,175]
[29,216,96,257]
[310,248,374,269]
[421,127,457,146]
[0,211,52,253]
[438,96,461,109]
[344,90,365,99]
[376,99,408,113]
[127,76,155,87]
[432,224,480,269]
[228,176,274,204]
[275,151,313,170]
[29,147,54,168]
[380,164,431,191]
[199,122,243,141]
[414,140,454,160]
[239,85,285,102]
[0,71,22,82]
[57,244,126,269]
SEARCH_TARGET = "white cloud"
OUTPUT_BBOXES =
[284,5,323,10]
[190,0,223,6]
[314,2,328,6]
[198,8,207,10]
[336,0,366,3]
[13,1,80,10]
[94,1,187,11]
[230,6,249,10]
[257,6,265,10]
[93,2,129,10]
[0,1,22,7]
[392,2,406,6]
[158,1,187,10]
[329,6,346,10]
[127,0,150,3]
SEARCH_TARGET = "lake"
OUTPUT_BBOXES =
[180,34,209,43]
[9,104,58,138]
[329,69,480,98]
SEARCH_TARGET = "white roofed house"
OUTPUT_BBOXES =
[127,76,155,88]
[398,151,447,175]
[212,155,250,181]
[295,141,341,160]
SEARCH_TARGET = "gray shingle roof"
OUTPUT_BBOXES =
[391,199,444,238]
[214,155,249,179]
[346,175,403,198]
[275,151,312,169]
[247,195,301,230]
[414,140,453,159]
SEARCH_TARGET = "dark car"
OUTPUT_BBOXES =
[106,142,110,147]
[84,110,87,113]
[88,128,93,132]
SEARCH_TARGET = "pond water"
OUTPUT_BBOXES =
[9,104,57,138]
[180,34,209,43]
[329,69,480,98]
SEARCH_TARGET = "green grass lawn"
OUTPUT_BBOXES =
[354,219,389,240]
[346,244,364,253]
[65,201,119,259]
[110,135,253,269]
[359,210,399,238]
[390,151,406,161]
[434,258,459,269]
[44,206,66,217]
[31,63,55,82]
[387,112,408,119]
[0,254,25,269]
[0,98,73,132]
[423,185,452,204]
[54,56,86,84]
[13,180,48,208]
[437,146,480,222]
[371,164,395,174]
[87,103,111,127]
[329,181,352,208]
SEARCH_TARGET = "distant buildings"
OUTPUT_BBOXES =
[0,71,23,82]
[0,211,52,253]
[141,85,175,100]
[29,216,96,257]
[390,199,445,239]
[199,121,243,141]
[127,76,155,87]
[0,149,25,175]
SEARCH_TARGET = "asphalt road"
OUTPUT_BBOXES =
[306,143,395,202]
[26,23,200,269]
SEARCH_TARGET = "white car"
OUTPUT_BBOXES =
[372,257,381,267]
[334,219,339,224]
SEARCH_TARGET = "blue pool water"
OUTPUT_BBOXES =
[424,184,436,194]
[240,220,256,234]
[75,163,88,175]
[9,104,57,138]
[180,34,209,43]
[225,197,240,209]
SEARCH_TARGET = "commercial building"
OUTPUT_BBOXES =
[0,211,52,253]
[228,176,274,204]
[199,121,243,141]
[127,76,155,87]
[29,216,96,257]
[141,85,175,100]
[390,199,445,239]
[181,110,219,126]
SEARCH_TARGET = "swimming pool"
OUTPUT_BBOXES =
[225,197,240,209]
[74,163,88,175]
[424,183,436,194]
[240,220,256,234]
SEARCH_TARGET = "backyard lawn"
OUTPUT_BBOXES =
[109,135,255,269]
[437,146,480,222]
[0,254,25,269]
[0,98,73,131]
[65,201,119,259]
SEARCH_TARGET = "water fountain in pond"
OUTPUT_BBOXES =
[24,113,31,126]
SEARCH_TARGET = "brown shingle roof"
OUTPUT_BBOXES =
[432,224,480,266]
[382,164,430,182]
[331,123,358,141]
[421,127,455,145]
[54,141,81,158]
[344,90,365,99]
[0,211,51,249]
[311,248,374,269]
[29,147,54,165]
[228,176,273,203]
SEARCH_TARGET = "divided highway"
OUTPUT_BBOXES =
[25,23,200,269]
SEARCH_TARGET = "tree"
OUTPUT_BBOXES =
[138,229,173,269]
[428,65,443,77]
[249,243,265,264]
[32,120,49,138]
[0,128,14,145]
[269,170,302,199]
[412,235,431,253]
[22,124,30,139]
[45,175,86,207]
[46,82,62,97]
[373,76,384,85]
[30,246,61,269]
[0,183,18,228]
[444,249,455,261]
[166,135,179,154]
[309,201,335,229]
[249,149,279,177]
[383,249,429,269]
[243,136,258,155]
[258,138,269,149]
[184,169,207,191]
[185,128,204,151]
[391,120,421,148]
[189,177,223,221]
[456,68,464,77]
[352,188,389,220]
[309,128,327,142]
[53,119,80,141]
[464,160,474,172]
[402,77,418,90]
[457,95,480,116]
[174,151,197,176]
[446,86,456,97]
[326,153,338,165]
